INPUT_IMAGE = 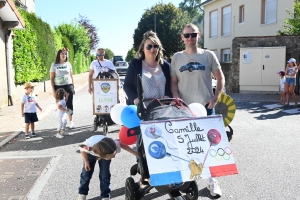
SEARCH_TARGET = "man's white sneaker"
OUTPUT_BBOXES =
[207,178,222,197]
[69,121,75,129]
[55,133,64,139]
[77,194,86,200]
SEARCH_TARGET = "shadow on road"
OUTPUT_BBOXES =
[0,124,121,152]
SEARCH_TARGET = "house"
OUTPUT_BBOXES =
[0,0,35,108]
[201,0,295,62]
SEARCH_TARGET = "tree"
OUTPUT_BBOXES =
[133,3,191,58]
[126,47,136,62]
[75,14,100,52]
[179,0,203,24]
[278,1,300,35]
[55,22,90,55]
[104,48,114,60]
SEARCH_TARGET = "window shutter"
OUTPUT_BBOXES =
[222,6,231,35]
[210,11,218,38]
[265,0,276,24]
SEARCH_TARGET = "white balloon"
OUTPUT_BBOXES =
[188,103,207,117]
[110,104,127,125]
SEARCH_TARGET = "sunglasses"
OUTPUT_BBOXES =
[183,33,198,38]
[96,54,104,56]
[145,44,159,50]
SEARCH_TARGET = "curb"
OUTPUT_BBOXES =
[0,81,88,149]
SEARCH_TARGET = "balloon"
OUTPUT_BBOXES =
[148,141,166,159]
[188,103,207,117]
[207,129,221,145]
[110,104,127,125]
[121,105,140,128]
[119,126,137,145]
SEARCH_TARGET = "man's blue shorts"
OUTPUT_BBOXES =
[24,113,38,123]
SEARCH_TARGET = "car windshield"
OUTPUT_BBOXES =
[116,62,127,66]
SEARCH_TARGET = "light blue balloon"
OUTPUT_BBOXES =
[120,105,140,128]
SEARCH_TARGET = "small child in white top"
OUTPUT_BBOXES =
[55,88,71,138]
[277,70,286,105]
[21,82,42,139]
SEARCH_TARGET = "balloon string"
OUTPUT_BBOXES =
[202,142,212,167]
[167,153,189,162]
[161,136,193,160]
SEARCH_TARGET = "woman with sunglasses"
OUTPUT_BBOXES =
[50,47,75,129]
[124,30,172,106]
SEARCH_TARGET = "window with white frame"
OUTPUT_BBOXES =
[262,0,277,24]
[210,10,218,38]
[222,5,231,36]
[239,5,244,23]
[222,49,231,62]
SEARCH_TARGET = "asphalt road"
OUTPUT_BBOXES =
[1,84,300,200]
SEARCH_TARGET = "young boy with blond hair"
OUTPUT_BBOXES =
[21,82,42,139]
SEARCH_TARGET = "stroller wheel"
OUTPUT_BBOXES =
[125,177,138,200]
[93,117,98,131]
[184,181,198,200]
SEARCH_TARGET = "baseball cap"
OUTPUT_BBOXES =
[287,58,296,63]
[277,70,285,76]
[24,82,35,89]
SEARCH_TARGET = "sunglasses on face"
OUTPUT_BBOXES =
[183,33,198,38]
[96,54,104,56]
[145,44,159,50]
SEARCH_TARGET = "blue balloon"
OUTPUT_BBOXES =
[120,105,140,128]
[148,141,166,159]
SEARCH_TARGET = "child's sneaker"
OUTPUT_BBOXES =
[55,133,64,139]
[25,134,30,139]
[31,132,36,137]
[77,194,86,200]
[60,129,69,136]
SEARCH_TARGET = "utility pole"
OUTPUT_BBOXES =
[154,11,156,32]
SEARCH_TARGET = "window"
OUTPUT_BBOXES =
[210,10,218,38]
[222,49,231,62]
[261,0,277,24]
[239,5,245,23]
[222,5,231,36]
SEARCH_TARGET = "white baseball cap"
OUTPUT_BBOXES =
[287,58,296,63]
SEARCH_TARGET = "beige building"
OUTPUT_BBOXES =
[201,0,295,62]
[0,0,36,108]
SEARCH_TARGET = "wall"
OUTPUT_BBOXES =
[203,0,294,59]
[0,19,9,108]
[228,35,300,93]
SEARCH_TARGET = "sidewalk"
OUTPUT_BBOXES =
[0,72,89,148]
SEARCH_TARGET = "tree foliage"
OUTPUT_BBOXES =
[179,0,203,24]
[133,3,192,58]
[75,14,100,51]
[61,36,75,66]
[126,47,137,62]
[55,22,90,54]
[278,1,300,35]
[104,48,114,60]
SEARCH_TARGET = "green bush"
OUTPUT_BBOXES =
[61,36,74,66]
[13,10,56,83]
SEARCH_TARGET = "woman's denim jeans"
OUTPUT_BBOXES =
[78,153,111,198]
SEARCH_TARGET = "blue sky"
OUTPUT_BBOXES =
[35,0,183,58]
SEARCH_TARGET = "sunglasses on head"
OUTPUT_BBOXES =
[96,54,104,56]
[145,44,159,50]
[183,33,198,38]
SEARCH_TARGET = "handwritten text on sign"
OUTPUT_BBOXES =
[140,115,238,186]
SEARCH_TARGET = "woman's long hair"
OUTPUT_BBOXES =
[136,30,164,64]
[55,47,69,64]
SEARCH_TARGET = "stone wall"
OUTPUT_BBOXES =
[228,35,300,93]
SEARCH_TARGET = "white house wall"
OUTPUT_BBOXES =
[203,0,294,59]
[0,27,8,107]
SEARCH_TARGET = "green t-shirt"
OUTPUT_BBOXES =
[171,48,221,105]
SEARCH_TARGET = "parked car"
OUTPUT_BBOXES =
[115,61,129,75]
[179,62,205,72]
